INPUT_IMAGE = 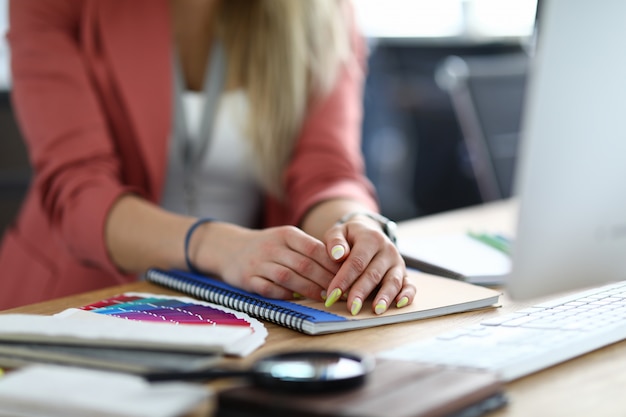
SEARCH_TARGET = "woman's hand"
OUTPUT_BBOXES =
[322,216,416,315]
[193,223,340,300]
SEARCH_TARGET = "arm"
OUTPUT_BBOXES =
[293,5,416,315]
[8,1,342,303]
[8,0,134,275]
[8,1,196,277]
[7,3,228,278]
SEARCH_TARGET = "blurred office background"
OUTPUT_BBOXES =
[0,0,29,236]
[0,0,538,234]
[354,0,537,221]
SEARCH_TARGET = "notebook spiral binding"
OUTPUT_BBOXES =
[146,269,314,331]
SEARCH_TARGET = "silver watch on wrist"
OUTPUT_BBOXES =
[336,211,398,246]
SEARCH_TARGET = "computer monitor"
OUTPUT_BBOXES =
[507,0,626,299]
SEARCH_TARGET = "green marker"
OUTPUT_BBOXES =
[468,231,511,256]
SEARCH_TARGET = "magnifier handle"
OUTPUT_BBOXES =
[144,368,250,382]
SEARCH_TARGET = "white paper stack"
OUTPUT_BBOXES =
[0,364,210,417]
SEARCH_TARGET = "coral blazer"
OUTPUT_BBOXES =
[0,0,377,309]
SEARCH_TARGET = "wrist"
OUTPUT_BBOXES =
[336,211,398,246]
[184,218,215,273]
[186,220,249,276]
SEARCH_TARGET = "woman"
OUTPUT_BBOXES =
[0,0,416,314]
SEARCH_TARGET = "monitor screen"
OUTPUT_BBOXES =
[507,0,626,299]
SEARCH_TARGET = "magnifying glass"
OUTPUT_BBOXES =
[144,350,375,393]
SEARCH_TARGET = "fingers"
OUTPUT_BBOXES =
[253,254,334,300]
[218,222,415,312]
[222,226,339,301]
[283,228,340,276]
[244,275,295,299]
[370,273,416,314]
[324,222,415,315]
[325,227,350,261]
[348,257,405,315]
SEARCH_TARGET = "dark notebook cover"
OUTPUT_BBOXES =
[216,359,507,417]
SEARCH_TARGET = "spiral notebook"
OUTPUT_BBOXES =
[145,268,501,335]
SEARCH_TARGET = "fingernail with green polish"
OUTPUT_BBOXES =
[320,290,327,300]
[293,292,304,299]
[375,300,388,315]
[351,298,362,316]
[324,288,342,308]
[396,296,409,308]
[331,245,345,260]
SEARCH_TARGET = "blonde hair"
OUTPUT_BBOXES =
[219,0,351,197]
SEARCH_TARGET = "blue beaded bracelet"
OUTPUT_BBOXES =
[184,217,215,273]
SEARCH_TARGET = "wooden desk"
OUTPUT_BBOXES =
[4,199,626,416]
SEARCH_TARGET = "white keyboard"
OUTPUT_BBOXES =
[379,280,626,381]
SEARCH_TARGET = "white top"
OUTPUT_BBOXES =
[160,89,263,227]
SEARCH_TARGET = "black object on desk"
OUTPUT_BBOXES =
[215,359,507,417]
[145,350,374,394]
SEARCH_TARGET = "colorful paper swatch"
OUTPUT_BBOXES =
[79,293,251,327]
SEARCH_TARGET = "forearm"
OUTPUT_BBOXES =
[105,194,252,276]
[105,197,341,301]
[104,194,196,273]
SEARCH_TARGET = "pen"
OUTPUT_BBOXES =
[467,231,512,256]
[493,234,512,245]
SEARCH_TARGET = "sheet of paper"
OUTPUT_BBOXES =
[399,233,511,284]
[0,365,209,417]
[0,309,263,357]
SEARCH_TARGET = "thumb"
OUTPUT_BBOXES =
[327,227,350,261]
